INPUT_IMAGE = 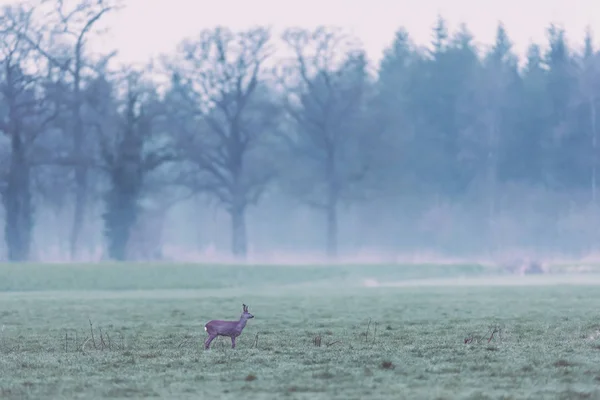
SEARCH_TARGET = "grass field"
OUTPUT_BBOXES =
[1,263,600,399]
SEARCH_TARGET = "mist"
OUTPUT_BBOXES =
[0,0,598,265]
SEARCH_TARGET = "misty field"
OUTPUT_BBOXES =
[1,264,600,399]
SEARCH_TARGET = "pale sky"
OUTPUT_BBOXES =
[4,0,600,66]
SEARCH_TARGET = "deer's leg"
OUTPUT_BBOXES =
[231,336,236,349]
[204,334,217,350]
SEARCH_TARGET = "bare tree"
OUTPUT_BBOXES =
[0,4,59,261]
[93,68,173,261]
[278,27,370,258]
[26,0,121,259]
[165,27,280,259]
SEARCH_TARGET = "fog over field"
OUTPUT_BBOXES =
[0,0,599,265]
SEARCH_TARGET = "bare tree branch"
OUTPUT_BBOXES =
[276,26,370,257]
[164,26,280,257]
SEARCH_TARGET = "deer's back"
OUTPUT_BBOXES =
[205,319,240,337]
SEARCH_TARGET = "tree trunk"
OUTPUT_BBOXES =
[104,188,137,261]
[325,147,338,259]
[591,97,597,205]
[70,164,87,260]
[230,205,247,259]
[325,200,338,259]
[3,134,32,262]
[69,52,87,261]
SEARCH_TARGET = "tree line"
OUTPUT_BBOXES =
[0,0,598,261]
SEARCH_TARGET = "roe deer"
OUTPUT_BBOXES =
[204,303,254,349]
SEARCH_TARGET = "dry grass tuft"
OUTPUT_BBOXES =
[313,335,322,347]
[554,359,577,367]
[380,361,394,370]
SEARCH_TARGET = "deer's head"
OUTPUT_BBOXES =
[241,303,254,319]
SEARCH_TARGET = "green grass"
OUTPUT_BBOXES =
[1,263,600,399]
[0,262,491,291]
